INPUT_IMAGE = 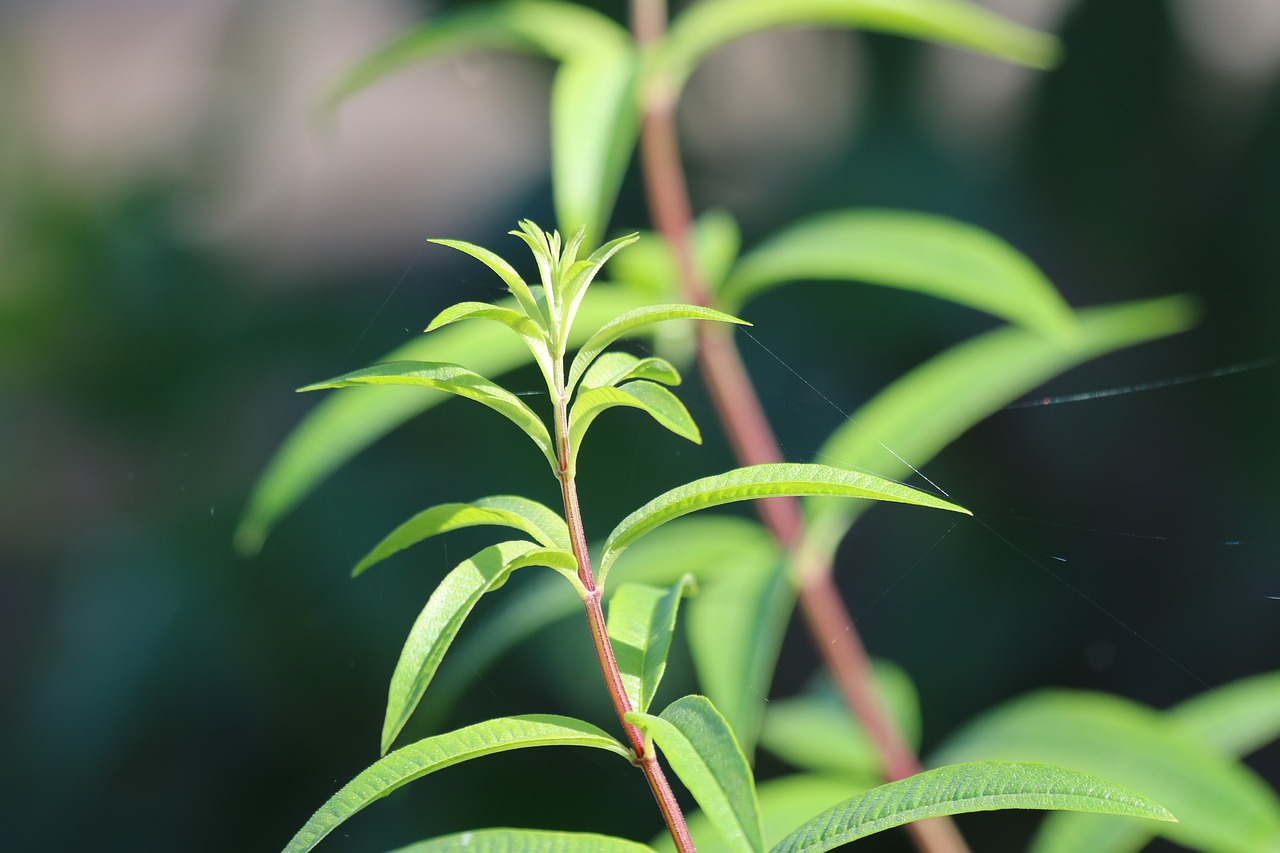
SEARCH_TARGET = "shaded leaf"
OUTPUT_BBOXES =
[601,463,969,582]
[386,828,658,853]
[299,360,557,472]
[933,691,1280,853]
[353,496,571,576]
[581,352,682,390]
[568,381,700,473]
[382,541,578,754]
[283,715,630,853]
[720,209,1075,338]
[607,576,697,713]
[801,296,1198,564]
[769,761,1173,853]
[660,0,1059,95]
[628,695,764,853]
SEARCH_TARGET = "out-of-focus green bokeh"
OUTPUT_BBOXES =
[2,1,1276,851]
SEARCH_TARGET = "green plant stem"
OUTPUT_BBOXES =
[553,361,696,853]
[631,3,970,853]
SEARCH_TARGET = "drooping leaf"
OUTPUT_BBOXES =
[568,382,700,473]
[566,303,747,394]
[801,295,1198,564]
[628,695,764,853]
[768,761,1173,853]
[600,463,969,582]
[607,576,697,713]
[282,714,631,853]
[299,360,557,472]
[1031,670,1280,853]
[429,240,547,327]
[933,691,1280,853]
[381,541,578,754]
[720,209,1075,338]
[581,352,682,390]
[425,301,552,379]
[353,496,571,576]
[759,660,920,778]
[659,0,1059,95]
[385,828,658,853]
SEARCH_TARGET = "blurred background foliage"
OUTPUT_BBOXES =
[1,0,1277,850]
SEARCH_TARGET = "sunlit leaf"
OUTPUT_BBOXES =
[429,240,546,327]
[934,691,1280,853]
[801,295,1198,566]
[720,209,1075,338]
[659,0,1059,95]
[768,761,1173,853]
[567,304,747,394]
[608,210,743,301]
[628,695,764,853]
[568,381,700,473]
[425,300,552,379]
[352,496,571,577]
[600,463,969,582]
[382,541,578,754]
[607,576,696,713]
[283,715,630,853]
[581,352,682,390]
[299,360,557,473]
[385,828,658,853]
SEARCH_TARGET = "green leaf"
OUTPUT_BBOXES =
[425,300,553,379]
[933,691,1280,853]
[1031,670,1280,853]
[428,240,547,327]
[581,352,682,390]
[607,576,697,713]
[236,286,645,556]
[600,463,969,582]
[568,381,701,474]
[299,360,557,473]
[282,714,631,853]
[608,211,743,301]
[660,0,1059,95]
[720,209,1075,338]
[759,661,920,778]
[382,541,578,754]
[353,496,571,576]
[385,829,658,853]
[567,303,748,394]
[628,695,764,853]
[801,295,1198,564]
[768,761,1173,853]
[560,232,641,338]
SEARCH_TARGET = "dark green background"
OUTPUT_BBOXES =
[2,1,1277,851]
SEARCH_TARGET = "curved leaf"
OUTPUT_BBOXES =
[299,360,557,472]
[801,295,1198,564]
[768,761,1173,853]
[283,714,630,853]
[581,352,682,390]
[628,695,764,853]
[568,382,700,474]
[720,209,1075,338]
[561,233,641,337]
[660,0,1059,95]
[425,300,552,379]
[382,541,578,754]
[353,496,571,576]
[607,576,697,713]
[386,829,658,853]
[600,463,969,582]
[933,691,1280,853]
[429,241,546,327]
[567,303,747,394]
[608,211,743,301]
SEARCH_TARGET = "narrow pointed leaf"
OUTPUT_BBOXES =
[660,0,1059,95]
[387,829,658,853]
[721,209,1075,337]
[382,541,577,754]
[601,463,968,581]
[567,304,747,393]
[283,714,631,853]
[768,761,1172,853]
[353,496,571,576]
[425,301,552,380]
[801,296,1198,563]
[607,576,696,713]
[429,241,546,327]
[561,232,641,334]
[628,695,764,853]
[300,360,556,471]
[581,352,682,390]
[934,691,1280,853]
[568,381,700,473]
